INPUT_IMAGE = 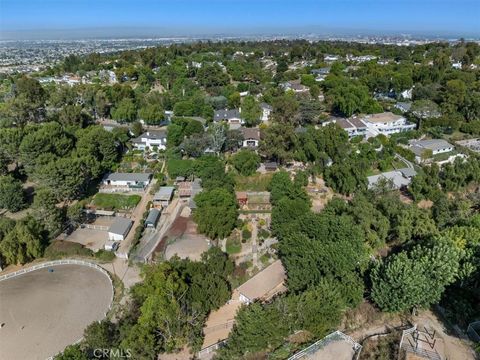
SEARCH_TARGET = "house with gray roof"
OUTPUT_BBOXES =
[102,173,152,190]
[408,139,454,163]
[108,217,133,241]
[131,130,167,151]
[367,168,416,191]
[311,67,330,75]
[395,102,412,113]
[153,186,175,208]
[213,109,243,125]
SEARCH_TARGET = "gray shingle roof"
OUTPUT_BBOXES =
[108,217,133,236]
[145,208,161,225]
[260,103,273,111]
[153,186,175,201]
[214,109,241,121]
[409,139,454,152]
[104,173,152,183]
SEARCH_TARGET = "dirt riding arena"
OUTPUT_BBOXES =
[301,340,356,360]
[0,263,113,360]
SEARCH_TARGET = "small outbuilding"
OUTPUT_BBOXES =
[145,208,161,228]
[153,186,175,208]
[236,260,286,304]
[108,217,133,241]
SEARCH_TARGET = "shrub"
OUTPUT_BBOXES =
[44,241,93,259]
[258,229,270,239]
[95,249,116,262]
[242,229,252,241]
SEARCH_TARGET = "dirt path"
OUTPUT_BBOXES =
[349,309,475,360]
[414,311,476,360]
[251,218,258,268]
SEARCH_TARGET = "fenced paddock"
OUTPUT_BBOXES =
[0,260,113,360]
[288,331,362,360]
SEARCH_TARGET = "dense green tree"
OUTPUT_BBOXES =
[194,188,238,239]
[6,76,47,125]
[371,242,459,312]
[0,176,26,212]
[33,157,89,202]
[231,149,260,176]
[286,279,345,337]
[58,104,89,127]
[196,64,230,89]
[279,211,368,300]
[32,187,64,237]
[54,344,88,360]
[0,217,44,265]
[217,303,289,359]
[75,125,119,174]
[138,103,164,125]
[260,123,296,164]
[272,92,299,125]
[19,122,74,174]
[83,320,119,351]
[241,96,261,126]
[111,98,137,122]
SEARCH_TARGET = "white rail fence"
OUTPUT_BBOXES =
[197,340,227,358]
[288,330,362,360]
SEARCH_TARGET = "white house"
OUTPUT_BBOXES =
[331,117,368,138]
[240,127,261,148]
[281,81,309,93]
[103,173,152,190]
[260,103,273,122]
[108,217,133,241]
[361,112,416,137]
[131,130,167,151]
[214,109,243,126]
[408,139,455,163]
[400,88,413,100]
[324,54,340,62]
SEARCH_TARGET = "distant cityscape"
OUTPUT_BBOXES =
[1,34,479,74]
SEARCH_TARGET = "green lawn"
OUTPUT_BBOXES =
[92,193,141,211]
[235,173,273,191]
[226,237,242,255]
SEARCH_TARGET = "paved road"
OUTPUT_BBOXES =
[251,218,259,268]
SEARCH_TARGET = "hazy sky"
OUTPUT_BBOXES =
[1,0,479,38]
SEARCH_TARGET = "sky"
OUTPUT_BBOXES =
[1,0,479,39]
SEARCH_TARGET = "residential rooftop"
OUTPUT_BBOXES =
[236,260,286,302]
[108,217,133,236]
[104,172,152,183]
[153,186,175,201]
[363,112,405,124]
